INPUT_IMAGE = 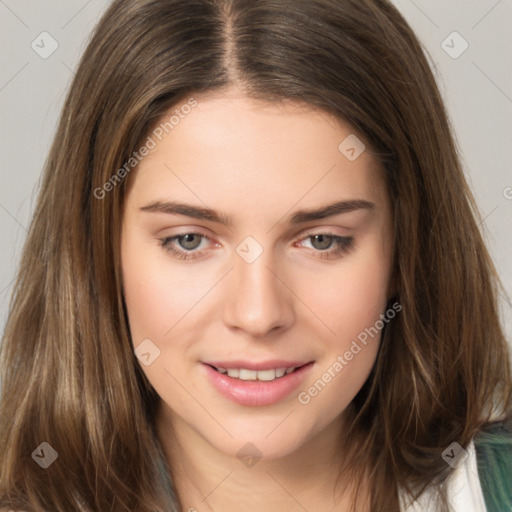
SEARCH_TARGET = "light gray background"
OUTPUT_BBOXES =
[0,0,511,345]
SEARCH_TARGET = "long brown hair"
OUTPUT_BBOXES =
[1,0,510,510]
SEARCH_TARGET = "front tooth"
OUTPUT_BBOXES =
[257,369,277,381]
[238,369,257,380]
[227,368,240,378]
[285,367,296,374]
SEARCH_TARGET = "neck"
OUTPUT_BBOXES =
[156,403,369,512]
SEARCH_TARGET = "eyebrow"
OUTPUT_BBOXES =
[139,199,375,226]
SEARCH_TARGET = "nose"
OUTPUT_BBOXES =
[222,249,295,338]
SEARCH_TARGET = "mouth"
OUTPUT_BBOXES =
[202,361,315,407]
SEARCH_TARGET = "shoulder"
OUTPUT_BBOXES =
[400,439,488,512]
[442,439,487,512]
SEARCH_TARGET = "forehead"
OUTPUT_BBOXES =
[126,91,387,213]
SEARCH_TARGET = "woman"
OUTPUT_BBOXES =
[0,0,511,510]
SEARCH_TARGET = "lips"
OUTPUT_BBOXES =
[202,360,314,407]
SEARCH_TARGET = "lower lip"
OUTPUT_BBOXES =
[202,362,314,407]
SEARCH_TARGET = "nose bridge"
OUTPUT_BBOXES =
[222,241,294,336]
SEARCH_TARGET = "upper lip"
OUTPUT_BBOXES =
[203,360,313,371]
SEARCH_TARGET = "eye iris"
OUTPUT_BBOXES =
[178,234,202,250]
[311,234,333,250]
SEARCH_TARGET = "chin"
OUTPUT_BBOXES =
[199,415,314,462]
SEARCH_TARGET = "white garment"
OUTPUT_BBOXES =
[400,440,487,511]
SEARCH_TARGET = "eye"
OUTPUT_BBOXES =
[158,231,354,261]
[298,233,354,260]
[309,234,335,250]
[176,233,203,251]
[158,233,213,260]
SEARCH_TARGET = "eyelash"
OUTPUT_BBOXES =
[297,233,355,260]
[158,232,355,261]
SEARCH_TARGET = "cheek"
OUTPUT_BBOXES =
[335,265,389,336]
[121,236,213,401]
[290,237,392,409]
[294,246,391,341]
[121,235,208,345]
[295,262,389,415]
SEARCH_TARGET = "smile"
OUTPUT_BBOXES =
[202,361,314,407]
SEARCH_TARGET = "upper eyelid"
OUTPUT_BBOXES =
[163,232,212,247]
[161,229,213,243]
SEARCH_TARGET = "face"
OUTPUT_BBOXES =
[121,89,394,461]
